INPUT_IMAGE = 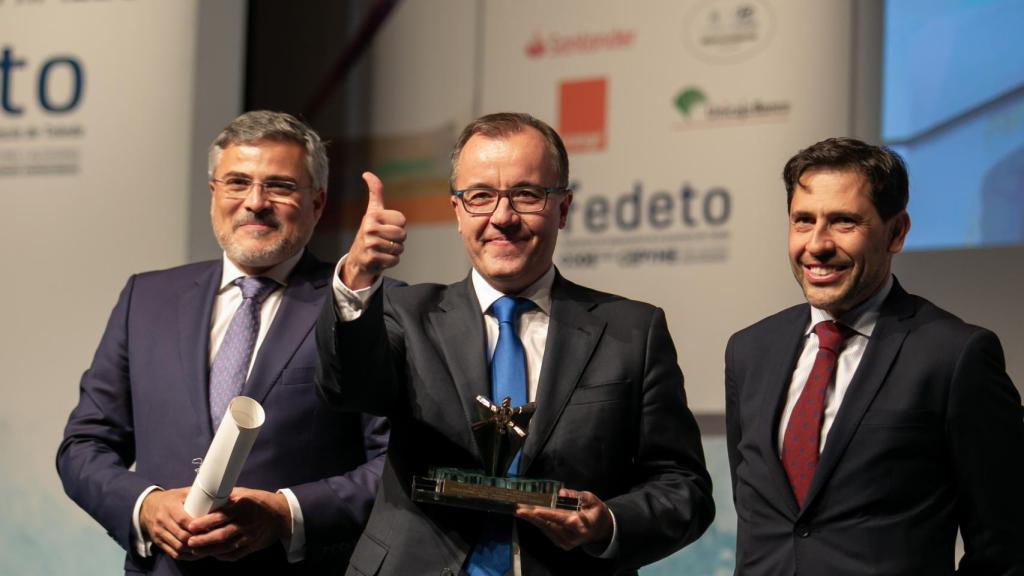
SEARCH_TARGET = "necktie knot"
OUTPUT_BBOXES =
[491,295,535,326]
[234,276,278,303]
[813,320,850,354]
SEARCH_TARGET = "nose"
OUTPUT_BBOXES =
[242,183,273,212]
[489,195,520,227]
[807,223,835,256]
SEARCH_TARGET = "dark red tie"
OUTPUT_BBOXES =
[782,320,850,507]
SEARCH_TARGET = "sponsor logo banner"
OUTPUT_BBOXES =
[683,0,776,64]
[559,77,607,153]
[525,28,636,59]
[558,179,732,269]
[673,85,790,129]
[0,45,86,177]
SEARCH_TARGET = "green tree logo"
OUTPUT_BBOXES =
[674,87,707,118]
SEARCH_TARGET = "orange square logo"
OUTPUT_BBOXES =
[559,78,607,153]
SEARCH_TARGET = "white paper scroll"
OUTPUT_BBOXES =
[184,396,265,517]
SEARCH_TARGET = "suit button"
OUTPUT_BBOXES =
[440,569,455,576]
[795,524,810,538]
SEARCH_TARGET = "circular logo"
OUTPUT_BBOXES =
[683,0,776,64]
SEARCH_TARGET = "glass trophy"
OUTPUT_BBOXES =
[411,395,581,513]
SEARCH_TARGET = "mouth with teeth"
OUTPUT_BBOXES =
[803,263,850,284]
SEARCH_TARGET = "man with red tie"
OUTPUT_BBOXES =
[725,137,1024,575]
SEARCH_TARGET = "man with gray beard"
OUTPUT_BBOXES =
[57,111,388,575]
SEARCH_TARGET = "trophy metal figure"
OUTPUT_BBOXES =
[412,395,581,513]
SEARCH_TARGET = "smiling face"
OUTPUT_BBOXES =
[450,128,572,294]
[788,168,909,317]
[210,139,325,274]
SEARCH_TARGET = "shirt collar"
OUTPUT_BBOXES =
[219,249,303,292]
[807,274,893,338]
[471,265,556,316]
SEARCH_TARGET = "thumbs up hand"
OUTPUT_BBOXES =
[341,172,407,290]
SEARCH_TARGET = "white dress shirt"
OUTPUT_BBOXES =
[777,275,894,455]
[331,260,618,574]
[131,250,308,562]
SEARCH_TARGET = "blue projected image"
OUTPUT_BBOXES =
[882,0,1024,250]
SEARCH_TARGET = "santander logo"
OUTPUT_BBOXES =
[525,35,546,58]
[525,29,636,59]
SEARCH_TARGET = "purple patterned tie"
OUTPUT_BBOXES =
[209,276,278,429]
[781,320,851,507]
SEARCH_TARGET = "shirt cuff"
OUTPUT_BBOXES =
[278,488,305,563]
[332,254,383,322]
[131,485,162,558]
[585,507,619,559]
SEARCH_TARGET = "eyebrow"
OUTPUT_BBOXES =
[789,210,862,221]
[219,170,299,183]
[459,180,544,189]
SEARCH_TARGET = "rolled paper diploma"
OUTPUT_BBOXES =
[184,396,265,517]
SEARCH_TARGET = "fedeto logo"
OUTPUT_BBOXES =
[564,180,731,235]
[1,46,85,115]
[558,179,733,268]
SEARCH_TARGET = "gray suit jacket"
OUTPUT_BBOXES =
[726,279,1024,575]
[316,271,714,576]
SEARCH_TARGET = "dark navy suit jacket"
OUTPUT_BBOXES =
[58,251,388,575]
[726,279,1024,575]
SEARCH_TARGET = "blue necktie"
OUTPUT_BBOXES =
[466,295,535,576]
[209,276,278,429]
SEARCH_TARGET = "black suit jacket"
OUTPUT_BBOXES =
[726,279,1024,575]
[316,271,714,576]
[57,252,388,575]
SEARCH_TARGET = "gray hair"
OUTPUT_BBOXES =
[208,110,328,191]
[450,112,569,189]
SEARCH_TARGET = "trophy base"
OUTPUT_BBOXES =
[412,467,581,514]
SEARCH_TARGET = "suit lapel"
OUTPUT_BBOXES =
[429,276,492,460]
[520,275,605,475]
[800,281,914,514]
[178,261,221,441]
[245,252,329,405]
[757,308,809,518]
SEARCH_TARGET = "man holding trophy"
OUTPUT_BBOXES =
[316,112,714,575]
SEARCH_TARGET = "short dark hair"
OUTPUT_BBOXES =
[450,112,569,189]
[209,110,328,191]
[783,137,909,221]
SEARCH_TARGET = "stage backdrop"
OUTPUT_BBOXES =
[0,1,244,573]
[358,0,853,572]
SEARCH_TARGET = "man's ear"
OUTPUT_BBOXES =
[558,191,573,229]
[887,211,911,254]
[451,195,463,233]
[313,188,326,219]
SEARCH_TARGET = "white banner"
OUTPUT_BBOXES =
[0,1,243,573]
[479,0,851,414]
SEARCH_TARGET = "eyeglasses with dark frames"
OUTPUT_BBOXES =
[451,185,566,214]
